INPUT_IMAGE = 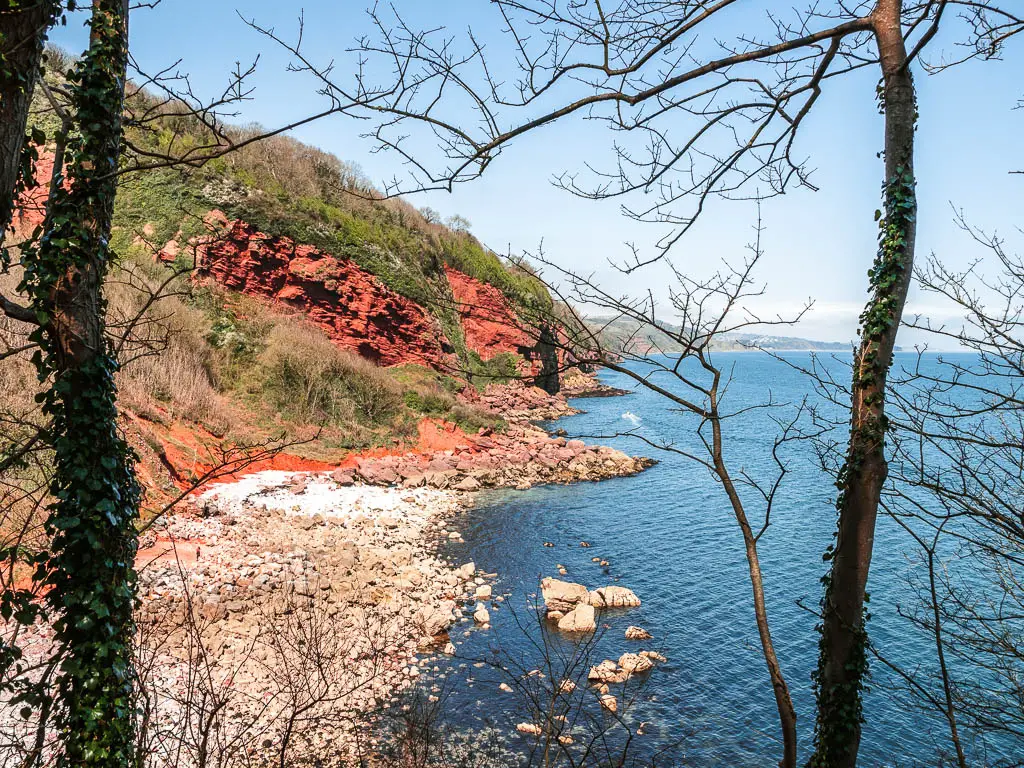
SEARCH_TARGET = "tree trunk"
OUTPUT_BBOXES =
[535,322,560,394]
[0,1,58,238]
[712,398,798,768]
[810,2,917,766]
[22,2,139,766]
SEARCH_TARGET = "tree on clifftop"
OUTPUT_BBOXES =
[249,2,1023,765]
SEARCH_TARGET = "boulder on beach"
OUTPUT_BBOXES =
[414,601,456,636]
[331,468,354,485]
[455,476,481,491]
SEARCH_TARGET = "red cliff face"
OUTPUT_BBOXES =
[199,220,450,368]
[444,266,535,359]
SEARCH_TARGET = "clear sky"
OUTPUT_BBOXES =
[51,2,1023,346]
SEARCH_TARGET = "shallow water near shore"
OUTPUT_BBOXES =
[426,351,1015,766]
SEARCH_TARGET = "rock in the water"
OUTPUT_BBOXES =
[588,585,641,608]
[600,694,618,713]
[473,606,491,625]
[457,562,476,580]
[516,723,542,735]
[499,682,513,693]
[541,577,589,613]
[640,650,667,663]
[618,652,654,675]
[556,603,596,633]
[624,625,653,641]
[474,584,492,600]
[414,601,455,636]
[588,660,628,684]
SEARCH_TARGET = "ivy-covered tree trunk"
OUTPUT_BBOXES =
[810,1,917,766]
[0,0,60,238]
[20,1,140,765]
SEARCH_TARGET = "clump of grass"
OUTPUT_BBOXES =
[111,279,224,427]
[255,321,405,427]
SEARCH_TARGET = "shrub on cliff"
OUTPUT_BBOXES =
[466,350,521,385]
[257,321,405,427]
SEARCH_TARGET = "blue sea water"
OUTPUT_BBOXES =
[427,352,1019,766]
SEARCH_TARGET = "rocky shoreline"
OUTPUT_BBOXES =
[1,372,649,765]
[560,367,634,399]
[1,368,650,765]
[327,377,650,493]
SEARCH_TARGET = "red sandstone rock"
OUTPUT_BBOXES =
[198,220,451,367]
[444,266,535,359]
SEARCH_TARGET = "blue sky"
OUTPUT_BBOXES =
[52,2,1023,346]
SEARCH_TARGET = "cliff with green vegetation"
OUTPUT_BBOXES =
[3,52,568,507]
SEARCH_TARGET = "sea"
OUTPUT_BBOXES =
[417,352,1020,767]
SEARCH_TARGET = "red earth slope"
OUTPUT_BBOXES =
[198,220,451,367]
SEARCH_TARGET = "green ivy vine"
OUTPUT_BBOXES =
[809,160,916,766]
[0,0,65,726]
[12,2,139,766]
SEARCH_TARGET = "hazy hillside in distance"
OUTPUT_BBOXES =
[588,316,852,353]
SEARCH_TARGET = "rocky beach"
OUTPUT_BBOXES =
[1,374,650,766]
